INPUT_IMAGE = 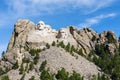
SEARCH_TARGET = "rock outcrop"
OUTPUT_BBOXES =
[69,27,99,54]
[6,20,119,56]
[69,27,118,55]
[4,19,118,65]
[7,19,36,52]
[4,20,36,65]
[0,19,119,80]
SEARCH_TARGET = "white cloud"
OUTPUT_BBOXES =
[0,0,115,28]
[78,13,117,29]
[3,0,115,16]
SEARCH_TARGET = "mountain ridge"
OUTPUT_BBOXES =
[0,19,119,80]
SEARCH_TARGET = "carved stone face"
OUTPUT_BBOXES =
[57,28,68,39]
[37,21,45,30]
[61,29,67,37]
[38,21,45,26]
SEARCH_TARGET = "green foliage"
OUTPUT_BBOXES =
[57,40,59,43]
[98,73,110,80]
[91,74,110,80]
[20,73,25,80]
[46,43,50,49]
[19,63,24,74]
[39,60,84,80]
[39,60,47,72]
[92,35,96,41]
[22,57,30,63]
[90,44,112,74]
[40,69,54,80]
[29,76,35,80]
[29,49,36,56]
[42,48,46,51]
[58,41,65,48]
[29,49,41,56]
[119,43,120,53]
[1,75,9,80]
[2,51,5,57]
[119,36,120,41]
[29,62,34,71]
[25,63,29,72]
[29,48,40,65]
[69,71,83,80]
[56,41,84,56]
[34,53,39,65]
[39,61,84,80]
[5,67,10,73]
[0,67,10,76]
[95,44,105,56]
[70,45,76,53]
[106,32,116,43]
[110,54,120,80]
[0,67,4,76]
[55,68,84,80]
[87,43,120,80]
[52,41,56,46]
[77,49,83,56]
[55,68,69,80]
[91,75,97,80]
[12,60,19,69]
[40,60,54,80]
[65,43,71,52]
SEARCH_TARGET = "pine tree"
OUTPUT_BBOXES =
[70,45,75,53]
[46,43,50,49]
[52,41,56,46]
[1,75,9,80]
[65,43,71,52]
[12,60,19,69]
[29,49,36,56]
[39,60,47,72]
[22,57,30,63]
[29,62,34,71]
[77,49,83,55]
[55,68,69,80]
[34,53,39,65]
[20,73,25,80]
[2,51,5,57]
[40,69,54,80]
[29,76,35,80]
[0,67,4,75]
[69,71,83,80]
[59,41,65,48]
[19,63,24,74]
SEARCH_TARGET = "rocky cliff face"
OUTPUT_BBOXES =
[5,20,36,65]
[7,19,118,56]
[0,19,119,80]
[7,19,36,52]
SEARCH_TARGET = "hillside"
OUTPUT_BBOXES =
[0,19,120,80]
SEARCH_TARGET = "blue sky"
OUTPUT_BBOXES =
[0,0,120,54]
